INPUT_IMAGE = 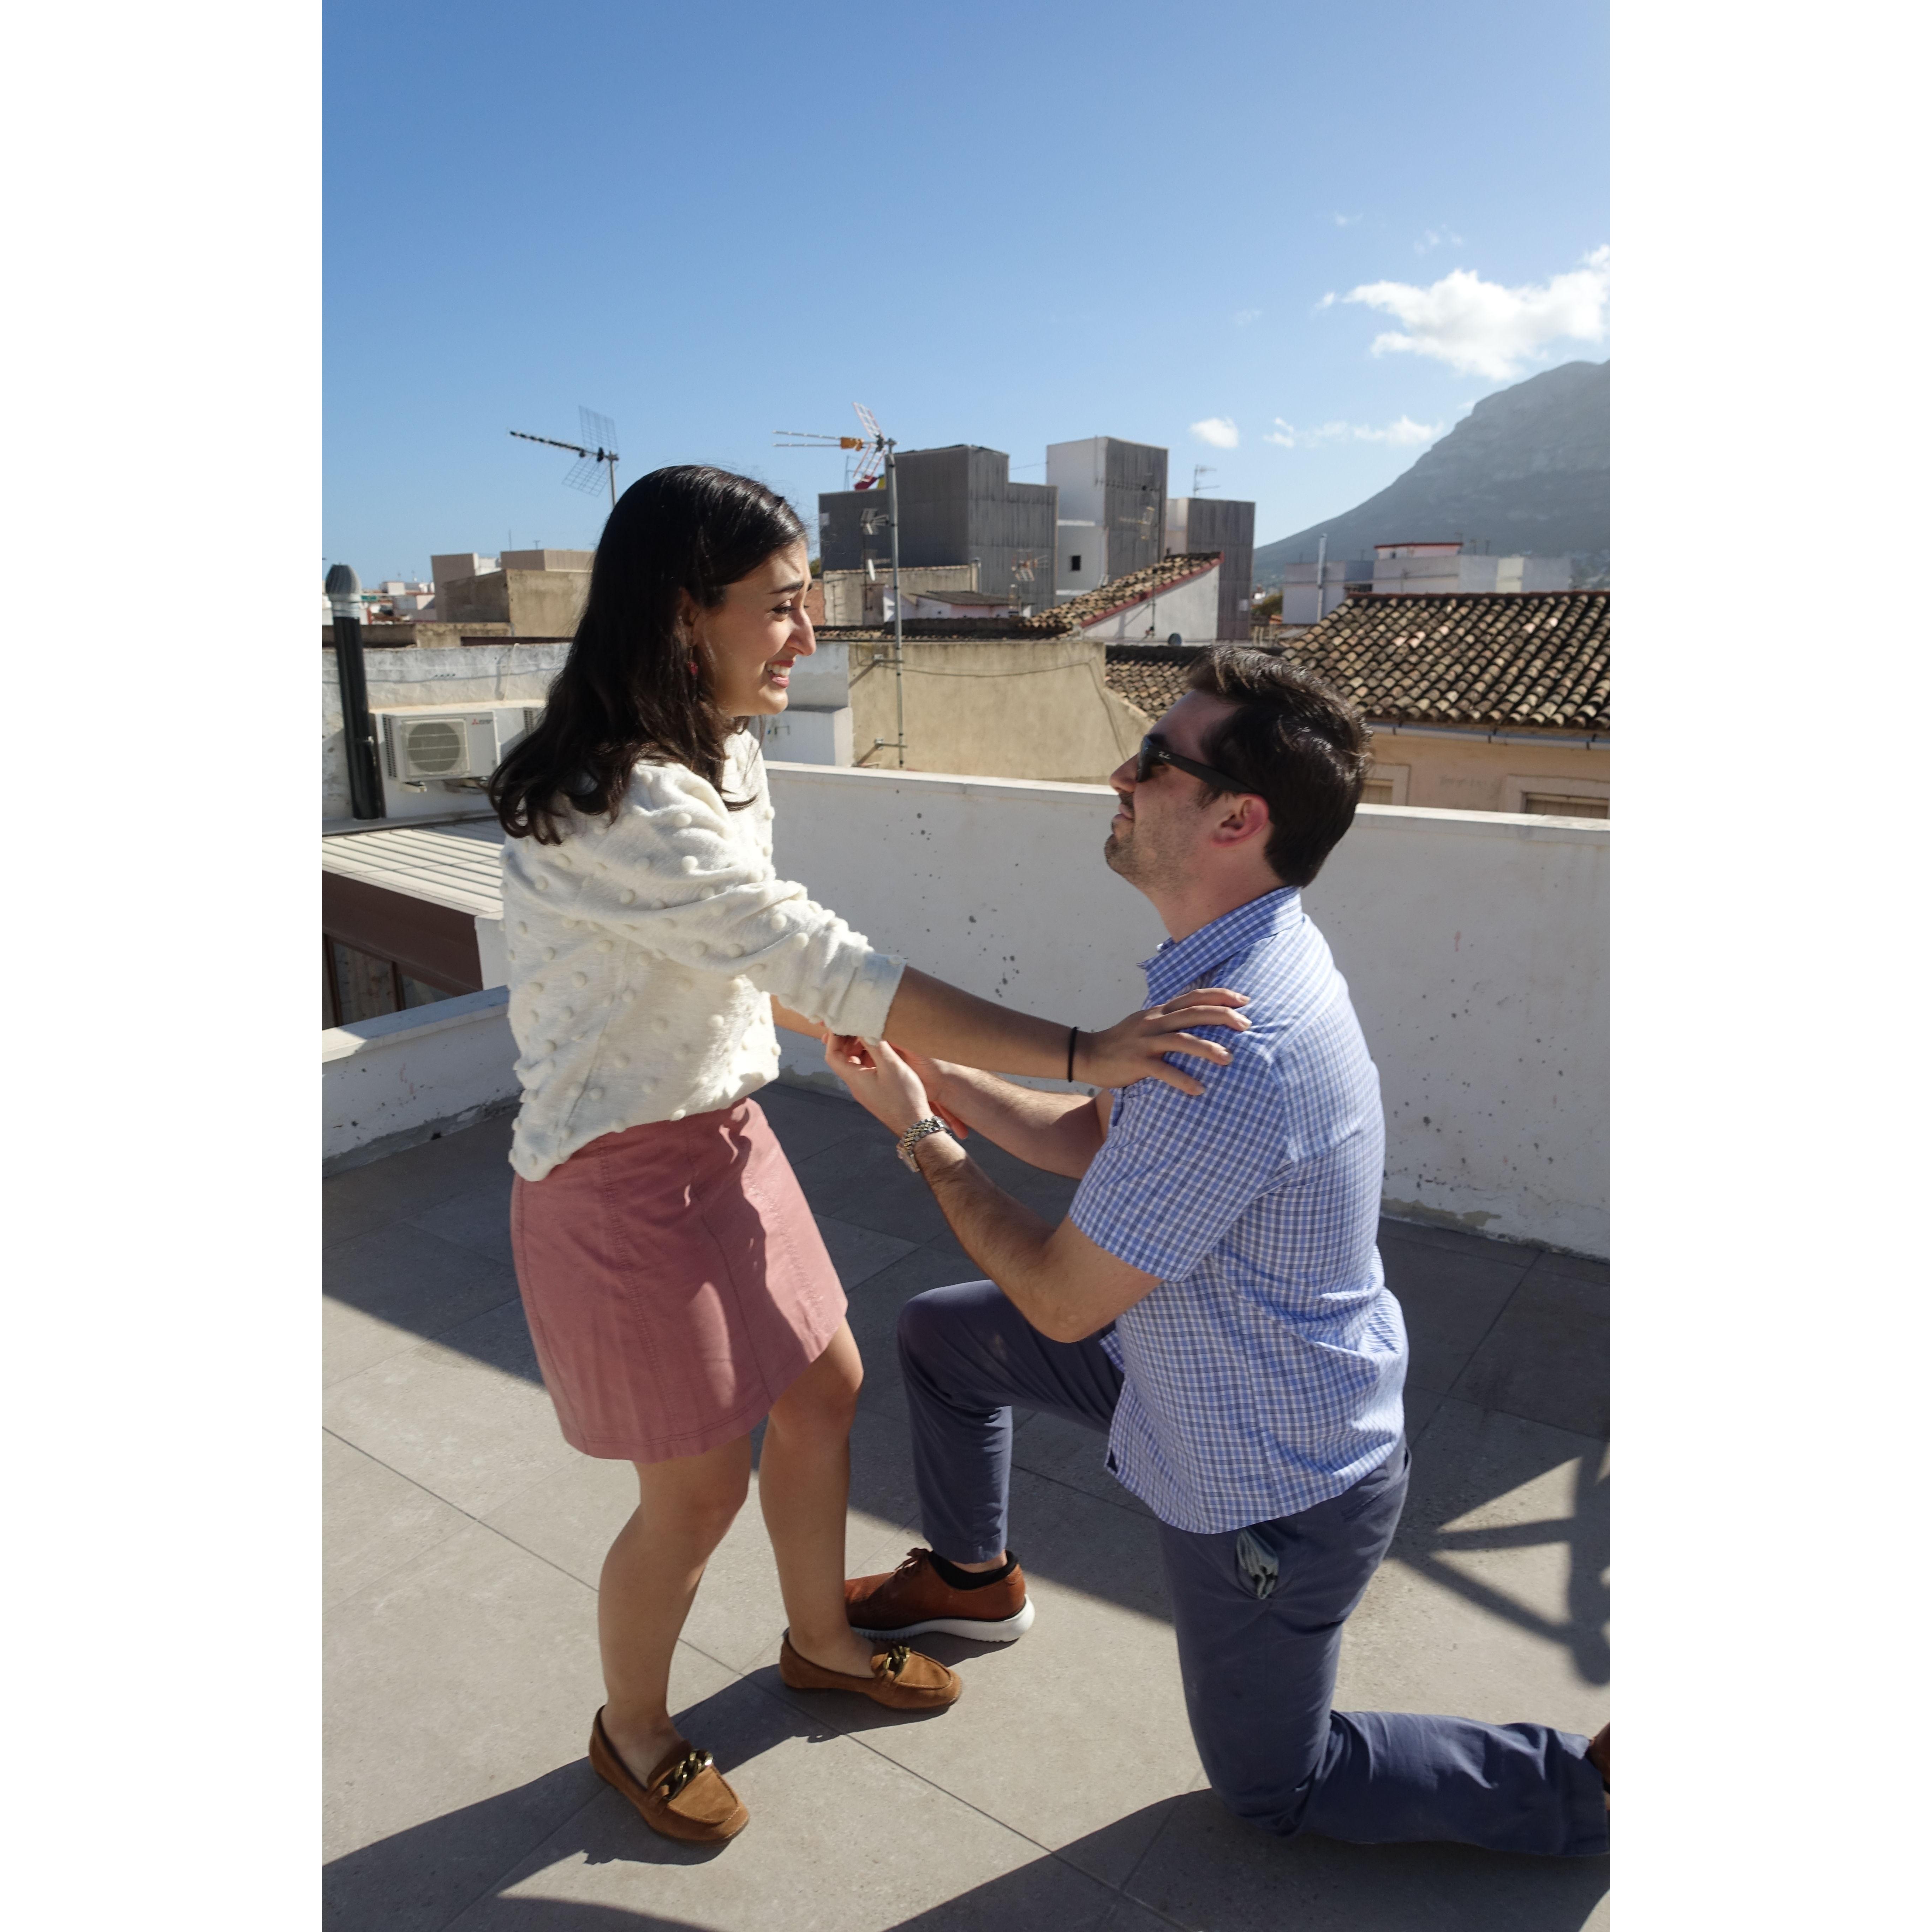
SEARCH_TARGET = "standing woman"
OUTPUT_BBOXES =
[488,466,1245,1845]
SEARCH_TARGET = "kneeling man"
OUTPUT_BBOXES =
[825,647,1608,1857]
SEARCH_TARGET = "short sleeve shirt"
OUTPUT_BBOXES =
[1070,887,1407,1533]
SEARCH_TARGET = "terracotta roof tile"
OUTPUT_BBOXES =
[1103,591,1609,735]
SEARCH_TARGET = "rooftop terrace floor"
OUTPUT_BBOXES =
[324,1081,1609,1931]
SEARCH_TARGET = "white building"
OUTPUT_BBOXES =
[1046,436,1168,598]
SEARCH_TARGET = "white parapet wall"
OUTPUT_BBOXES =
[323,986,519,1173]
[765,762,1607,1257]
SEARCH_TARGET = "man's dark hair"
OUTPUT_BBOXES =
[1184,646,1373,887]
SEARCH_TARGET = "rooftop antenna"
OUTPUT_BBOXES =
[1192,464,1218,494]
[509,406,621,507]
[776,404,905,768]
[1009,549,1045,617]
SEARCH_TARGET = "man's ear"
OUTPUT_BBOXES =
[1210,791,1272,852]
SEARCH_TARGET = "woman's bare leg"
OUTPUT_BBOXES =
[598,1434,753,1781]
[759,1323,878,1676]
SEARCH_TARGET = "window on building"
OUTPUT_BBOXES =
[324,938,451,1028]
[1069,554,1082,572]
[1360,780,1396,805]
[1522,792,1610,819]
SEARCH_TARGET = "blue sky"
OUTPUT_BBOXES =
[324,0,1607,582]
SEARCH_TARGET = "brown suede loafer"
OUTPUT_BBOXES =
[778,1632,961,1710]
[589,1709,749,1843]
[845,1548,1034,1642]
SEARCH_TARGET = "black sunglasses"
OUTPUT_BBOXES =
[1135,732,1247,792]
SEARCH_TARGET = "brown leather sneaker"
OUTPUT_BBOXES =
[777,1632,961,1709]
[844,1547,1035,1643]
[589,1710,749,1844]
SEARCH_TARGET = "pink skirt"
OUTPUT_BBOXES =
[509,1098,847,1463]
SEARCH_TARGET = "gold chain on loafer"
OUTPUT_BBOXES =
[881,1644,911,1677]
[659,1747,714,1800]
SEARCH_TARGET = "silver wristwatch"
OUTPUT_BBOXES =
[896,1116,953,1170]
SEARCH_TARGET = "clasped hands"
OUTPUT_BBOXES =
[822,989,1251,1142]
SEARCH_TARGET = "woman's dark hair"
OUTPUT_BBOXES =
[489,465,806,842]
[1185,646,1373,887]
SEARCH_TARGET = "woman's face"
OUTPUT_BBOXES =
[690,540,816,715]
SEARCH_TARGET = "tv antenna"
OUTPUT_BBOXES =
[1192,464,1219,494]
[776,404,906,767]
[509,406,621,507]
[1009,550,1046,615]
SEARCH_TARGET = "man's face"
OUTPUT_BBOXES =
[1104,690,1239,895]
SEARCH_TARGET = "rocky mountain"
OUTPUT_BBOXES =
[1253,359,1609,588]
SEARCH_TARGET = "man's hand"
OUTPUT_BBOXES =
[824,1034,933,1138]
[1081,988,1251,1095]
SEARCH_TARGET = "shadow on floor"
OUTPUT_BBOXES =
[332,1783,1608,1932]
[324,1097,1609,1669]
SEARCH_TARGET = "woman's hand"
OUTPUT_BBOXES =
[1078,988,1251,1096]
[824,1034,934,1138]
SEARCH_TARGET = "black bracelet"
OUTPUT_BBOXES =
[1067,1025,1078,1084]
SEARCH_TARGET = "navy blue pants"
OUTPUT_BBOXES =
[898,1279,1609,1856]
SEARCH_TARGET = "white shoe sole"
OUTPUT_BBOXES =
[852,1596,1036,1644]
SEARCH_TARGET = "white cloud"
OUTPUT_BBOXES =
[1190,416,1240,449]
[1414,226,1464,255]
[1265,415,1445,450]
[1232,308,1262,327]
[1341,246,1609,379]
[1332,212,1361,227]
[1314,291,1336,312]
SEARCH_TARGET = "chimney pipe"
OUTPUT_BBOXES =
[326,564,384,820]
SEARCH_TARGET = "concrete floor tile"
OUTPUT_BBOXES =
[453,1699,1124,1932]
[1340,1398,1610,1722]
[814,1212,917,1291]
[323,1329,581,1519]
[324,1431,471,1609]
[407,1177,516,1269]
[1402,1387,1445,1442]
[479,1407,924,1672]
[1125,1790,1609,1932]
[768,1468,1195,1889]
[1450,1272,1609,1439]
[323,1518,617,1930]
[790,1131,960,1245]
[1378,1216,1543,1268]
[326,1294,447,1388]
[1380,1230,1533,1396]
[1011,1408,1152,1520]
[964,1137,1082,1224]
[1528,1247,1611,1287]
[323,1220,523,1380]
[323,1163,415,1247]
[754,1079,875,1163]
[482,1451,641,1590]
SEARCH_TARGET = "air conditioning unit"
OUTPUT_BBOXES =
[380,710,500,782]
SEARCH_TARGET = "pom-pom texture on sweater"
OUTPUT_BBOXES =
[500,732,901,1181]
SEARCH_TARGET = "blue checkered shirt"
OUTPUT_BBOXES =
[1069,886,1407,1535]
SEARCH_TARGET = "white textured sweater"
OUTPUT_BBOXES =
[500,732,903,1181]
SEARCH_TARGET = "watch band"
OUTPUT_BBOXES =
[896,1117,953,1170]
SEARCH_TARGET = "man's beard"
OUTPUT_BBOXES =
[1105,819,1183,892]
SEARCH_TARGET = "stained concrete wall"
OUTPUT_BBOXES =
[765,763,1607,1255]
[322,643,568,821]
[323,986,518,1170]
[844,635,1145,784]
